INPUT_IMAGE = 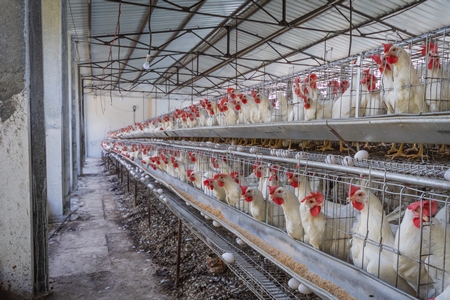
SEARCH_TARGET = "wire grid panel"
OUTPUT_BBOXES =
[108,140,450,299]
[157,179,319,300]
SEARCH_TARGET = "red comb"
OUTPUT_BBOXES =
[348,185,360,197]
[187,169,194,177]
[286,171,294,179]
[268,185,278,195]
[382,43,393,53]
[240,186,248,195]
[408,200,438,216]
[213,173,221,180]
[301,191,324,204]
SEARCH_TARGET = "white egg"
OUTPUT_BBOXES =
[204,215,212,220]
[157,189,164,194]
[185,201,191,206]
[236,146,244,152]
[325,154,336,164]
[444,169,450,181]
[354,150,369,161]
[295,152,306,160]
[200,212,205,216]
[212,220,221,227]
[342,156,354,166]
[148,184,154,189]
[159,195,164,199]
[270,149,276,156]
[228,146,236,151]
[236,238,245,245]
[298,283,312,294]
[162,197,167,202]
[288,278,300,290]
[221,252,235,264]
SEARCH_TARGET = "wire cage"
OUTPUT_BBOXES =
[103,138,450,299]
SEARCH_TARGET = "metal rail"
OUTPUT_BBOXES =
[106,152,319,300]
[106,151,418,300]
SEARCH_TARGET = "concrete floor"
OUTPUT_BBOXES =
[46,158,171,300]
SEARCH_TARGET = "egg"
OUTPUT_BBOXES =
[200,212,205,216]
[270,149,276,156]
[157,189,164,194]
[298,283,312,294]
[342,156,354,166]
[288,278,300,289]
[148,184,154,189]
[228,146,236,151]
[295,152,306,160]
[445,169,450,181]
[185,201,191,206]
[212,220,221,227]
[354,150,369,161]
[204,215,212,220]
[325,154,336,164]
[236,146,244,152]
[221,253,235,264]
[236,238,245,245]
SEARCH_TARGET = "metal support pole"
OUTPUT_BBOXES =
[134,179,138,206]
[148,192,151,228]
[127,170,130,192]
[120,164,123,183]
[175,219,182,288]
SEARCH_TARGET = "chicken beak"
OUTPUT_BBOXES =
[423,215,429,223]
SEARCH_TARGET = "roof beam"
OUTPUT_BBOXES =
[152,0,270,86]
[129,0,206,89]
[112,0,159,90]
[192,0,428,95]
[169,0,346,94]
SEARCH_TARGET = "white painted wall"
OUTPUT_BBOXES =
[86,93,152,157]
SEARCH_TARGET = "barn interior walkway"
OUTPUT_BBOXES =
[45,158,171,300]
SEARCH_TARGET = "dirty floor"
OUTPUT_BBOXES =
[46,158,172,300]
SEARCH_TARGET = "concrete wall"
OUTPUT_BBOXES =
[0,0,48,297]
[42,0,71,217]
[86,93,152,158]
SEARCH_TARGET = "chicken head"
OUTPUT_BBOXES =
[407,200,438,228]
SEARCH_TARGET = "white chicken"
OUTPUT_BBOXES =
[421,42,450,112]
[203,177,226,202]
[234,97,254,124]
[251,89,272,123]
[370,53,394,114]
[347,185,416,295]
[187,169,203,189]
[172,157,187,182]
[214,173,241,206]
[268,185,306,242]
[238,93,260,123]
[241,186,271,223]
[289,77,306,121]
[383,43,427,114]
[425,204,450,297]
[301,74,333,120]
[300,191,350,260]
[393,200,438,299]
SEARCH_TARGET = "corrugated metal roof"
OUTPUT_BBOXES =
[67,0,450,99]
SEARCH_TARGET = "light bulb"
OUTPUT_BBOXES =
[142,54,151,70]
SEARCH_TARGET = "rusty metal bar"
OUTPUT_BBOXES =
[175,218,182,287]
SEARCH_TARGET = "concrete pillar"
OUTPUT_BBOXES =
[70,37,80,190]
[0,0,48,298]
[42,0,71,217]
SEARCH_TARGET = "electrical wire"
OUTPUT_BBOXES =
[148,0,152,55]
